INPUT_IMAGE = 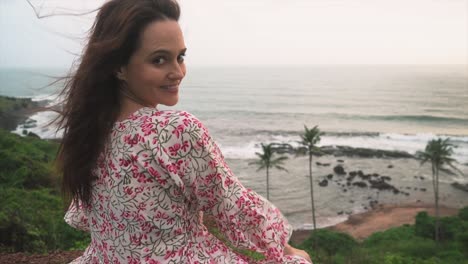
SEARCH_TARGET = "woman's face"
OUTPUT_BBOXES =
[119,20,186,107]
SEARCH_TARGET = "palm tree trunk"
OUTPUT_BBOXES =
[435,167,440,242]
[266,166,270,201]
[309,153,316,230]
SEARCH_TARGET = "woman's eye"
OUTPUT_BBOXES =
[152,57,166,65]
[178,54,186,63]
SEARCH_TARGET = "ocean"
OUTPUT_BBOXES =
[2,65,468,228]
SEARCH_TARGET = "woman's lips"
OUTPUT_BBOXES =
[161,85,179,93]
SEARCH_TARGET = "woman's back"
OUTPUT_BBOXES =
[66,108,310,263]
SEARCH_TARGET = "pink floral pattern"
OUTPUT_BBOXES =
[65,107,311,263]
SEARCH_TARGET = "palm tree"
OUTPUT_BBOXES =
[416,138,461,242]
[250,143,288,201]
[299,125,324,230]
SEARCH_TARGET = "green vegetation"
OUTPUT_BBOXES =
[0,129,89,253]
[294,210,468,264]
[1,129,468,264]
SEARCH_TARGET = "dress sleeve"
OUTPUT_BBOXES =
[163,112,309,263]
[64,200,90,232]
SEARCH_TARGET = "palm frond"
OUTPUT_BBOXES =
[275,165,288,172]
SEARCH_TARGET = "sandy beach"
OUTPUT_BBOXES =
[289,203,461,245]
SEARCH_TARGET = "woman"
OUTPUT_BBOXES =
[58,0,312,263]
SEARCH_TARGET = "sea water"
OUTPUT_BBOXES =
[1,65,467,228]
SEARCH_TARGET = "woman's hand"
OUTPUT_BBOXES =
[284,244,312,263]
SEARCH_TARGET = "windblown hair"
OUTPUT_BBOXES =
[56,0,180,207]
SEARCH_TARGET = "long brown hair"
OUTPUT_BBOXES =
[56,0,180,207]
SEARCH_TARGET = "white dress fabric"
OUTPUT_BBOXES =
[65,108,311,264]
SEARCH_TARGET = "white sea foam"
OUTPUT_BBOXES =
[12,110,62,139]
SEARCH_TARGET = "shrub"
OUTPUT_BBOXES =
[365,225,416,247]
[0,129,58,190]
[458,207,468,222]
[0,188,89,253]
[456,231,468,255]
[435,250,465,264]
[415,211,434,239]
[300,229,358,257]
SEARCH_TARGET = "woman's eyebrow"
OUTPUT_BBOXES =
[149,48,187,57]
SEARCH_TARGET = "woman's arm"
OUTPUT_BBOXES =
[156,111,311,263]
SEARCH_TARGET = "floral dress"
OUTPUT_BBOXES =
[65,107,311,264]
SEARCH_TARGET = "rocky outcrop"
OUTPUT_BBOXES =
[319,179,328,187]
[0,95,47,131]
[320,145,414,159]
[333,165,346,175]
[451,182,468,192]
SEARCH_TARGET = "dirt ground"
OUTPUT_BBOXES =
[289,203,460,245]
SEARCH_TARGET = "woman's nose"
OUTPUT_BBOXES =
[168,61,185,80]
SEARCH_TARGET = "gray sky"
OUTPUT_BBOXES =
[1,0,466,68]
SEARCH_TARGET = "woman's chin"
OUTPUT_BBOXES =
[161,98,179,107]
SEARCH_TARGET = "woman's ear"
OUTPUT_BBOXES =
[116,66,127,81]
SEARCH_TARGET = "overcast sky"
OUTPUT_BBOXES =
[0,0,466,68]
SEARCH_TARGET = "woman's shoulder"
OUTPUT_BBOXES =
[140,108,201,123]
[136,108,205,131]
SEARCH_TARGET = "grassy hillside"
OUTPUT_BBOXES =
[0,129,89,253]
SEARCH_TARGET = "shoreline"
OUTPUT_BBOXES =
[289,202,462,245]
[0,95,49,132]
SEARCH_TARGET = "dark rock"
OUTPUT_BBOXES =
[27,132,40,139]
[419,176,425,180]
[388,165,394,169]
[346,175,355,182]
[372,173,379,177]
[349,200,354,203]
[357,170,364,177]
[352,181,368,188]
[337,159,344,163]
[333,165,346,175]
[393,189,400,194]
[337,211,344,215]
[420,188,426,192]
[381,176,391,181]
[369,179,396,191]
[346,182,350,186]
[319,179,328,187]
[451,182,468,192]
[343,189,347,192]
[369,200,378,208]
[326,174,333,180]
[349,171,357,177]
[320,145,414,158]
[359,174,371,180]
[316,162,331,167]
[406,187,411,190]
